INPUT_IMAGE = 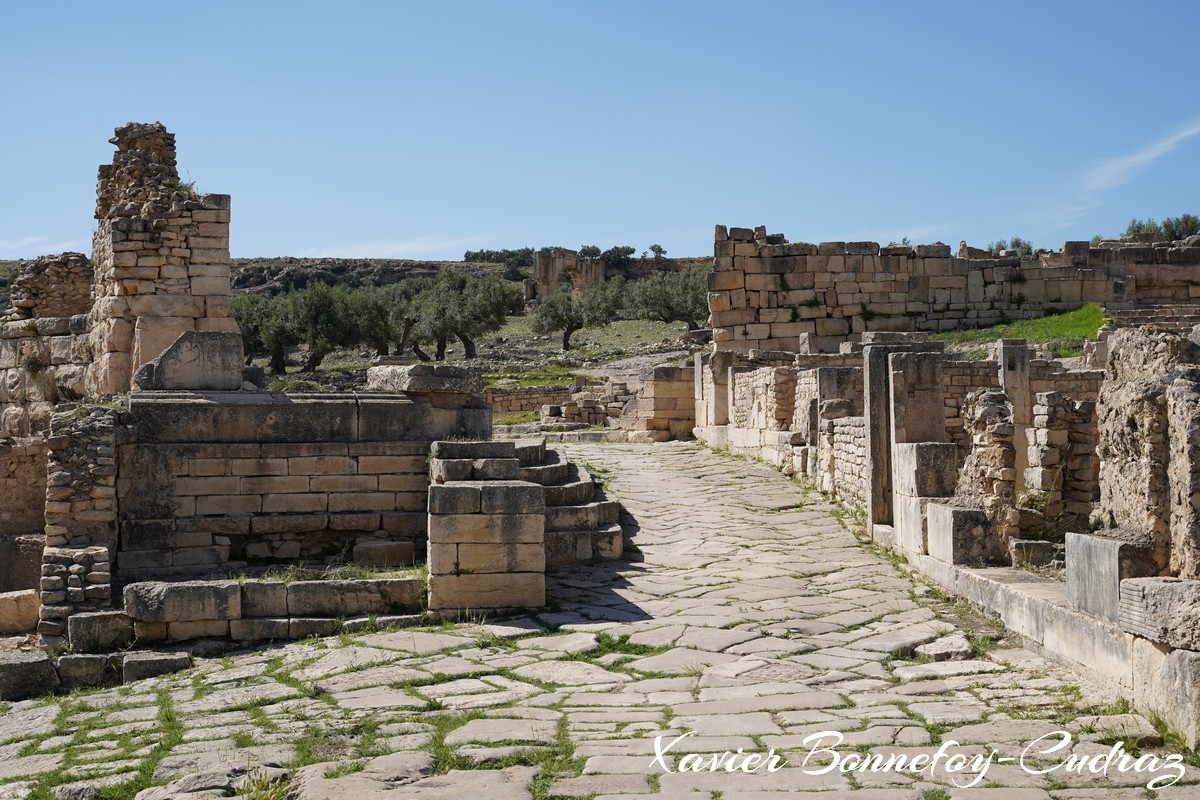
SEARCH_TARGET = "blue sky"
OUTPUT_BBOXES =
[3,1,1199,261]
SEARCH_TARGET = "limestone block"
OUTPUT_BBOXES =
[430,440,516,459]
[122,651,190,683]
[1066,531,1157,622]
[427,572,545,611]
[427,513,544,545]
[241,581,288,617]
[0,652,60,700]
[67,611,134,653]
[428,484,482,514]
[926,503,989,565]
[1119,578,1200,649]
[366,364,483,394]
[0,590,39,634]
[430,459,474,482]
[124,580,241,622]
[287,580,389,616]
[353,540,416,568]
[289,618,339,638]
[480,482,545,514]
[167,619,230,641]
[230,618,290,641]
[133,330,243,391]
[893,443,958,497]
[56,654,118,689]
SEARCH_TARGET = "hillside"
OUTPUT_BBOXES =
[230,257,513,295]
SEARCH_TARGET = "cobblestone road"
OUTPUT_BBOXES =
[2,442,1198,799]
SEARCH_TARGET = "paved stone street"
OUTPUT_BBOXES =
[2,442,1199,799]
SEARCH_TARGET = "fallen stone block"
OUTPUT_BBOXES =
[67,610,134,653]
[132,330,244,391]
[124,581,241,623]
[0,652,60,699]
[123,651,191,683]
[0,590,39,634]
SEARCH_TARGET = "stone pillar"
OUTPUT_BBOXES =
[997,340,1032,490]
[426,441,545,612]
[888,351,950,555]
[37,405,118,648]
[863,341,942,538]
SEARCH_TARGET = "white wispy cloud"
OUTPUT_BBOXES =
[0,236,86,259]
[1054,116,1200,229]
[298,236,490,259]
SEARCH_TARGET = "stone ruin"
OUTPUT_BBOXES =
[9,124,1200,745]
[681,222,1200,746]
[0,124,623,696]
[523,246,603,310]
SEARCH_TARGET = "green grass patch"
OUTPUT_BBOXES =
[484,364,583,389]
[495,411,540,425]
[930,303,1109,355]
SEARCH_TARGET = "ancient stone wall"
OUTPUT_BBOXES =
[731,366,795,432]
[86,122,239,396]
[943,360,1002,449]
[825,415,867,505]
[117,440,430,582]
[1025,391,1098,523]
[108,387,489,584]
[1030,361,1104,401]
[709,224,1176,354]
[0,437,47,592]
[0,318,91,437]
[1,253,93,321]
[486,385,575,416]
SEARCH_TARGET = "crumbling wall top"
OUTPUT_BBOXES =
[95,122,181,220]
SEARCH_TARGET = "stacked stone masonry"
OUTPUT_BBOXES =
[1,253,93,322]
[426,440,546,611]
[485,385,574,416]
[0,437,46,592]
[711,224,1200,355]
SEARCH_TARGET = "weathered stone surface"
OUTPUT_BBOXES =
[0,651,60,699]
[1120,577,1200,649]
[914,634,973,661]
[352,540,416,568]
[122,651,191,682]
[67,610,134,653]
[132,331,243,391]
[56,653,119,689]
[124,581,241,623]
[1067,531,1156,622]
[240,581,288,618]
[0,590,39,634]
[366,364,484,395]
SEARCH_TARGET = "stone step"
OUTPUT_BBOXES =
[545,499,620,532]
[520,451,569,485]
[545,475,596,507]
[545,524,624,566]
[539,422,588,432]
[514,437,546,467]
